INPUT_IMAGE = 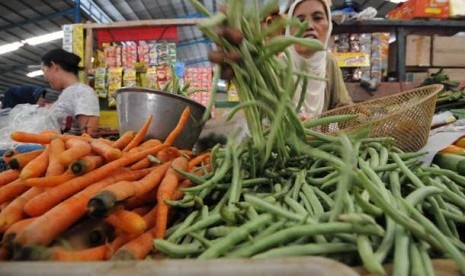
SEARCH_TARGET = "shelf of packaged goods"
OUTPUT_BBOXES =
[333,19,465,82]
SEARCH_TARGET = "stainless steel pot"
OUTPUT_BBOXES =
[116,87,207,150]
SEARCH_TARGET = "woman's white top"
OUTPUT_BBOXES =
[51,82,100,131]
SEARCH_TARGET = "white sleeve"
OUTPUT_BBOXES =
[73,86,100,117]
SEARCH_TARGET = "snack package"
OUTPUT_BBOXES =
[108,67,123,107]
[95,49,106,68]
[94,67,107,98]
[115,46,122,68]
[168,42,177,64]
[62,24,73,53]
[138,44,150,65]
[123,68,137,87]
[104,45,117,68]
[149,42,158,66]
[139,71,147,88]
[156,43,169,65]
[124,45,137,69]
[146,67,158,90]
[156,65,172,90]
[72,24,84,67]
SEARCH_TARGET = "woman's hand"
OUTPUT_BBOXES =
[207,26,244,80]
[77,115,99,137]
[299,112,314,121]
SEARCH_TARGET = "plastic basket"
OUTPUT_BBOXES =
[313,84,444,152]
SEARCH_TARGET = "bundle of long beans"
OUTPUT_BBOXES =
[160,1,465,275]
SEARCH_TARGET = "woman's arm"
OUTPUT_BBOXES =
[77,115,99,136]
[326,54,353,109]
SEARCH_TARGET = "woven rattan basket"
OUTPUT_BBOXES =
[314,84,444,152]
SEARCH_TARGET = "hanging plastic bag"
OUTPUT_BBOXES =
[0,104,60,149]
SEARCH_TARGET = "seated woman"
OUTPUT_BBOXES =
[1,85,46,108]
[41,48,100,136]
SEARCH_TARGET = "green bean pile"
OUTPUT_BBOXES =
[162,119,465,275]
[157,1,465,275]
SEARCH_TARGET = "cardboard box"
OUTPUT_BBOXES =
[388,0,450,19]
[406,72,429,83]
[450,0,465,17]
[428,68,465,81]
[389,35,431,71]
[432,36,465,67]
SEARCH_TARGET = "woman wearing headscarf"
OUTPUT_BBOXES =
[284,0,352,118]
[41,48,100,136]
[1,85,46,108]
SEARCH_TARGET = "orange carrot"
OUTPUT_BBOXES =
[82,132,92,138]
[131,206,152,216]
[0,201,11,212]
[154,148,172,164]
[125,161,172,198]
[168,147,183,158]
[454,137,465,148]
[2,149,17,164]
[0,179,29,204]
[8,149,44,170]
[10,131,56,144]
[105,208,147,235]
[58,138,92,166]
[90,139,122,161]
[2,217,36,249]
[164,107,191,146]
[107,234,135,259]
[0,187,43,232]
[97,137,114,145]
[40,129,60,136]
[24,144,169,217]
[154,157,189,239]
[87,162,171,216]
[24,173,76,188]
[440,144,465,156]
[124,188,157,210]
[0,169,20,187]
[172,179,192,201]
[142,205,158,229]
[61,134,92,142]
[188,152,211,171]
[111,226,157,260]
[70,155,105,176]
[0,247,8,260]
[107,203,161,261]
[180,149,193,157]
[46,138,66,176]
[19,148,50,180]
[130,144,167,170]
[128,139,162,153]
[112,130,136,150]
[16,169,151,247]
[86,180,134,217]
[130,157,153,170]
[122,115,154,152]
[50,244,108,261]
[48,233,131,261]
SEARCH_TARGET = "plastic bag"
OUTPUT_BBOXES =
[0,104,60,149]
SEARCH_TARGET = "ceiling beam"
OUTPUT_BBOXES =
[83,18,202,29]
[0,8,74,32]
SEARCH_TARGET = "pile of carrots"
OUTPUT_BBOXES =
[0,107,211,261]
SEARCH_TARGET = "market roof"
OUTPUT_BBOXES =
[0,0,401,94]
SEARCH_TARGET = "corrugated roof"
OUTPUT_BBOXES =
[0,0,400,94]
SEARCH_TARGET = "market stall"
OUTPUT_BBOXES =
[2,0,465,275]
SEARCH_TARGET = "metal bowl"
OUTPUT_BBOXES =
[116,87,207,150]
